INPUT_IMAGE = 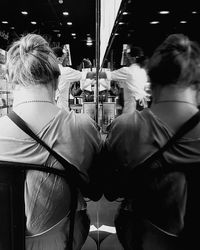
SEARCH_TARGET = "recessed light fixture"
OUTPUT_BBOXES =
[158,11,170,14]
[63,12,69,16]
[150,21,159,24]
[21,11,28,15]
[31,21,37,25]
[67,22,72,25]
[180,21,187,24]
[2,21,8,24]
[119,22,125,25]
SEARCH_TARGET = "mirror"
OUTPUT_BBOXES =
[1,0,200,249]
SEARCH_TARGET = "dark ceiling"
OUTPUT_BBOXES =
[107,0,200,68]
[0,0,200,68]
[0,0,96,67]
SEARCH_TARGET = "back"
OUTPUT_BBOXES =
[0,109,102,235]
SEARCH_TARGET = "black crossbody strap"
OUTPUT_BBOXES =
[144,110,200,165]
[7,111,82,250]
[8,111,84,182]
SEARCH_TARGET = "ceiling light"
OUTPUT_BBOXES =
[71,33,76,36]
[10,27,15,29]
[63,12,69,16]
[192,11,197,14]
[114,33,119,36]
[31,21,37,25]
[53,29,60,32]
[180,21,187,24]
[150,21,159,24]
[158,11,170,14]
[67,22,72,26]
[2,21,8,24]
[119,22,125,25]
[58,0,63,4]
[86,36,93,46]
[21,11,28,15]
[122,12,129,15]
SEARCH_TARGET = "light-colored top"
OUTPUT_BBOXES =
[81,78,110,92]
[105,107,200,234]
[106,108,200,169]
[56,64,86,110]
[106,64,149,113]
[0,109,102,235]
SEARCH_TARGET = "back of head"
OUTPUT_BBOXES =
[125,45,146,67]
[129,46,144,58]
[148,33,200,89]
[6,33,60,86]
[52,47,64,58]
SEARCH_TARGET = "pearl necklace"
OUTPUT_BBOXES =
[13,100,54,108]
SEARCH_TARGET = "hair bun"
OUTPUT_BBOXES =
[179,36,191,54]
[165,34,191,55]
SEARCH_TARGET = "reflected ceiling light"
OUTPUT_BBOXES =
[114,33,119,36]
[150,21,159,24]
[119,22,125,25]
[57,33,61,37]
[63,12,69,16]
[158,11,170,14]
[122,11,129,15]
[21,11,28,15]
[53,29,60,32]
[86,36,93,46]
[2,21,8,24]
[180,21,187,24]
[67,22,72,25]
[10,27,15,29]
[31,21,37,25]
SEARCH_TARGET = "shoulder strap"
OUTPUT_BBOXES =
[137,110,200,166]
[8,111,84,183]
[7,111,81,250]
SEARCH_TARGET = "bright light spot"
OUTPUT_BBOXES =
[63,12,69,16]
[21,11,28,15]
[159,11,170,14]
[150,21,159,24]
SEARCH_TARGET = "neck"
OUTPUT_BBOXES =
[152,85,198,106]
[13,84,55,106]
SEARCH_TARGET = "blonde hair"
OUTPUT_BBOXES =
[6,33,60,86]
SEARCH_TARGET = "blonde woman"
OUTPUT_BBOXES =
[0,34,102,250]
